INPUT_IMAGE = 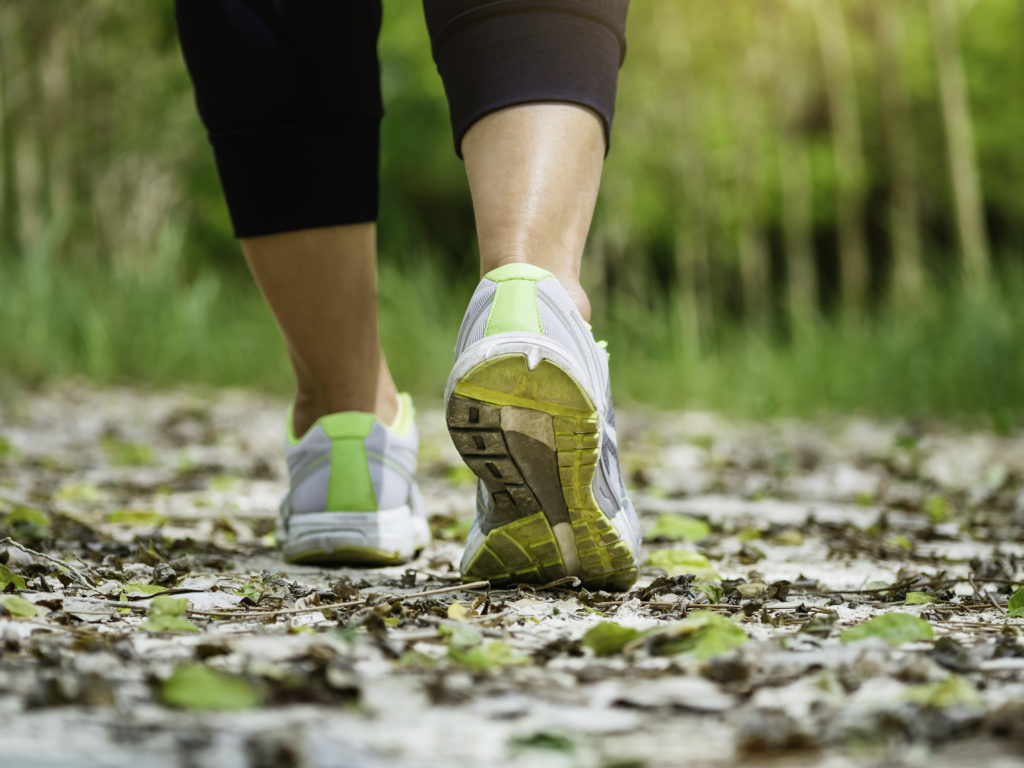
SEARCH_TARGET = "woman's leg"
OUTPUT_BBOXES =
[241,224,398,435]
[425,1,641,590]
[461,103,606,321]
[175,0,395,435]
[424,0,627,318]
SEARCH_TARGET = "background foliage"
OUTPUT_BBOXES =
[1,0,1022,422]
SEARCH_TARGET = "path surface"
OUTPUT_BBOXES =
[1,385,1023,768]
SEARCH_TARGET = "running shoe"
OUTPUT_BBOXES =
[445,264,642,591]
[277,392,430,565]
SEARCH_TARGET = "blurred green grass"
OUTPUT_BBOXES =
[3,223,1022,427]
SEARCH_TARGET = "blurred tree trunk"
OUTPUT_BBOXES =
[773,2,817,321]
[812,0,869,319]
[668,1,713,355]
[0,2,22,256]
[874,1,925,302]
[732,19,769,331]
[928,0,990,287]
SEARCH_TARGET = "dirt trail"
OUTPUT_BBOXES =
[1,385,1022,768]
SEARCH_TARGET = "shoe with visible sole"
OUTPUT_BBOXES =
[445,264,642,592]
[277,392,430,565]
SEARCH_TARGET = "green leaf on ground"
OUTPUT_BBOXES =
[101,437,155,467]
[904,591,935,605]
[396,650,436,668]
[902,676,983,709]
[449,641,530,672]
[648,549,719,580]
[886,535,914,550]
[0,564,27,591]
[2,506,51,541]
[840,612,934,645]
[651,610,748,660]
[694,583,724,603]
[55,482,103,503]
[736,527,762,542]
[1008,586,1024,618]
[141,595,199,633]
[1,595,40,617]
[232,584,262,603]
[0,435,13,460]
[159,664,262,711]
[924,495,952,523]
[509,731,576,754]
[583,621,642,656]
[107,509,168,526]
[438,621,483,649]
[121,583,168,596]
[769,528,804,546]
[446,601,473,621]
[646,514,711,542]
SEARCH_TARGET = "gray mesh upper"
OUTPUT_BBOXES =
[283,417,419,516]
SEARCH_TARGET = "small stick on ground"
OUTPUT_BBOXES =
[0,536,96,588]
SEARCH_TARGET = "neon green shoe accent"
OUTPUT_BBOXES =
[485,279,543,337]
[453,355,592,416]
[482,263,554,283]
[318,412,377,512]
[462,512,566,584]
[389,392,416,438]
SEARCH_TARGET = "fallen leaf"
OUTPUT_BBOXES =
[438,622,483,649]
[447,601,473,621]
[840,612,934,645]
[583,621,642,656]
[646,514,711,542]
[650,610,748,660]
[159,664,262,710]
[2,506,51,542]
[0,563,27,591]
[902,676,983,709]
[107,509,168,526]
[1008,586,1024,618]
[121,583,168,596]
[141,595,199,633]
[449,642,530,671]
[1,595,39,617]
[904,591,935,605]
[648,549,719,580]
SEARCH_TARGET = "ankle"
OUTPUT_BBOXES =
[483,256,591,321]
[291,389,399,439]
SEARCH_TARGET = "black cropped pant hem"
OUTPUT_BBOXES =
[176,0,628,239]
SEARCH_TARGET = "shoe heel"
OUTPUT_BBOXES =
[448,352,638,590]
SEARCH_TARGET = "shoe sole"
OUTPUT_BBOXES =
[279,507,429,567]
[447,353,637,591]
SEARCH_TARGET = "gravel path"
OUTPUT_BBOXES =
[1,385,1022,768]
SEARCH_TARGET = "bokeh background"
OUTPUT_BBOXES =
[1,0,1022,423]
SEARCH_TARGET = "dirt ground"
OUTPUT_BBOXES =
[1,384,1023,768]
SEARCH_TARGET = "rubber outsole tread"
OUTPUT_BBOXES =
[284,546,410,567]
[448,354,637,592]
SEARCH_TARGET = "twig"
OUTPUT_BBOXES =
[192,579,491,619]
[21,580,494,620]
[0,536,96,588]
[968,576,1004,612]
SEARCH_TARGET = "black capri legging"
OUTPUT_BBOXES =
[175,0,629,238]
